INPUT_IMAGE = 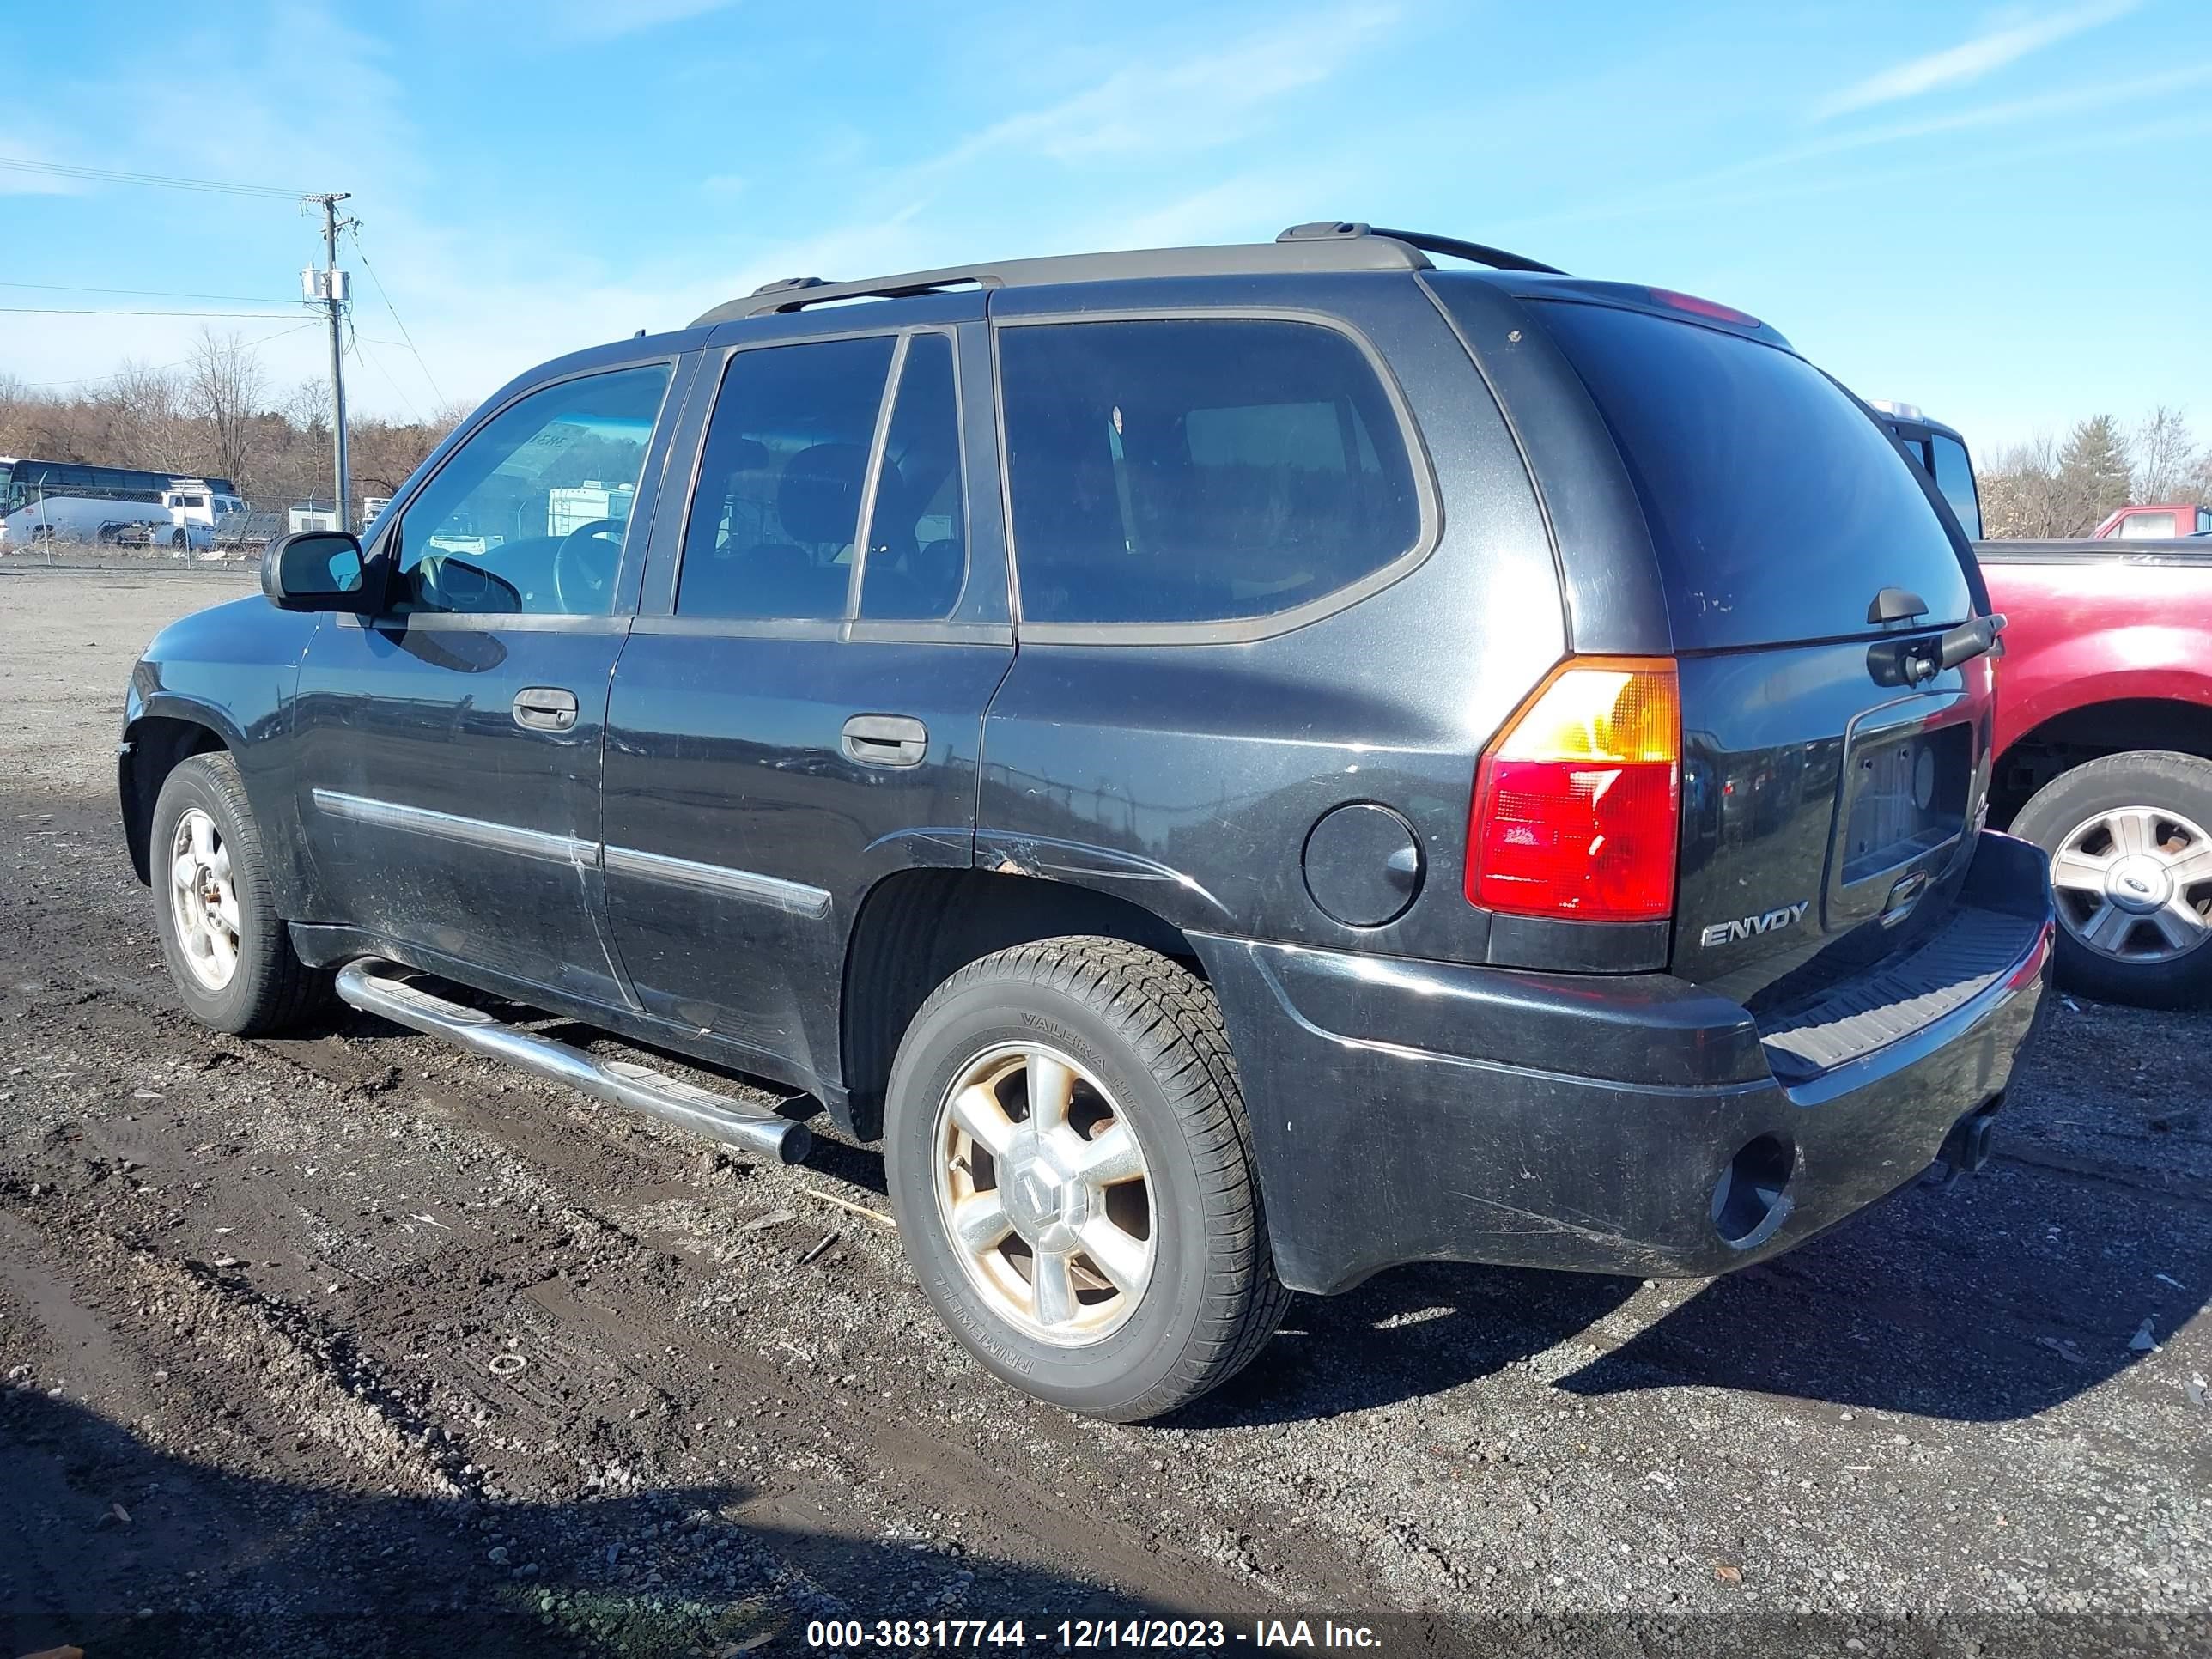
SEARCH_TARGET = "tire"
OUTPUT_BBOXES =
[149,752,331,1035]
[2009,749,2212,1008]
[884,937,1288,1420]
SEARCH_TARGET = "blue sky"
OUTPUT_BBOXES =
[4,0,2207,453]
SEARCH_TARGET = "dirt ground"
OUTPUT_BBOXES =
[1,566,2206,1658]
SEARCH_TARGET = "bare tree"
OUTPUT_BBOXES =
[1978,432,2065,539]
[282,375,332,438]
[101,361,192,474]
[0,370,29,453]
[183,327,269,490]
[2131,406,2202,503]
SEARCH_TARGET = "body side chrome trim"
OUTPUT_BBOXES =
[310,789,598,866]
[602,842,833,919]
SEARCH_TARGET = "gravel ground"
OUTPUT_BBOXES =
[1,567,2206,1658]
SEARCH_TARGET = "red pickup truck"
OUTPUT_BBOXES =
[2094,503,2212,539]
[1879,407,2212,1006]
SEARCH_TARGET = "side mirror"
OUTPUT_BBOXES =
[263,531,370,611]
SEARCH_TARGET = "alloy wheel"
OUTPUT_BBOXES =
[168,807,242,990]
[2049,803,2212,965]
[932,1042,1155,1346]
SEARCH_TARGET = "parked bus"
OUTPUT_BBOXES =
[0,456,245,551]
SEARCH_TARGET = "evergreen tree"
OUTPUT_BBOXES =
[2054,414,2133,535]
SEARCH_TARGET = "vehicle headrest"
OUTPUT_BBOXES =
[778,442,868,547]
[715,435,772,481]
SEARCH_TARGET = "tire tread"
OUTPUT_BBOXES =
[904,935,1290,1419]
[153,752,331,1035]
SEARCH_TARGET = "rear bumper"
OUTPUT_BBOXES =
[1192,831,2054,1295]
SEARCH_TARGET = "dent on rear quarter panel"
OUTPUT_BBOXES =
[128,595,319,915]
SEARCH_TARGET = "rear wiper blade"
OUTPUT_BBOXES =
[1906,613,2005,684]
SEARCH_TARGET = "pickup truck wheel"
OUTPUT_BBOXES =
[2011,750,2212,1008]
[884,937,1288,1421]
[149,753,331,1035]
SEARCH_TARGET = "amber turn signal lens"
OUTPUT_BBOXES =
[1467,659,1681,922]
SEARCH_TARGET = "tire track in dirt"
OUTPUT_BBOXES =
[5,788,1364,1625]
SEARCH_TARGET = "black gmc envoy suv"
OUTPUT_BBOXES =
[122,222,2052,1419]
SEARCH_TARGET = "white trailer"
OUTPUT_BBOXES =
[547,481,637,537]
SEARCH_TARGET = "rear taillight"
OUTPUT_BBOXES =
[1467,658,1681,922]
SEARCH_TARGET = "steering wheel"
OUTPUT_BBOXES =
[552,519,624,613]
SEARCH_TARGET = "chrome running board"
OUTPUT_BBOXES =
[333,958,811,1164]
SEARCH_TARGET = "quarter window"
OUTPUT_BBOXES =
[394,363,670,617]
[859,334,967,621]
[678,337,895,621]
[1929,434,1983,540]
[998,319,1422,626]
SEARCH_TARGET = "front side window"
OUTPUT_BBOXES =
[859,334,967,621]
[678,336,895,621]
[394,362,671,617]
[2118,511,2177,539]
[999,319,1423,626]
[1928,434,1982,539]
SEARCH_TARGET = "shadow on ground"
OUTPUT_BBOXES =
[319,991,2209,1431]
[1182,1154,2207,1428]
[0,1389,1171,1659]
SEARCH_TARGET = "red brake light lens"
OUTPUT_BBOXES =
[1467,659,1681,922]
[1646,288,1762,329]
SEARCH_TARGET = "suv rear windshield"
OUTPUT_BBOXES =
[1534,301,1972,650]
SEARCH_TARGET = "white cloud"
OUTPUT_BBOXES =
[542,0,738,43]
[0,2,1401,415]
[1813,0,2140,119]
[934,4,1399,168]
[1531,57,2212,233]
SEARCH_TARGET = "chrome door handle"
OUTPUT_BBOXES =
[842,714,928,768]
[513,687,580,732]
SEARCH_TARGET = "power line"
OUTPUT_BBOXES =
[348,226,447,406]
[0,306,301,318]
[0,279,298,305]
[0,155,305,199]
[348,325,425,423]
[22,319,323,388]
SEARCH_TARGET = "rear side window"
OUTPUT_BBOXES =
[859,333,967,621]
[1534,301,1972,649]
[999,319,1422,626]
[679,337,894,621]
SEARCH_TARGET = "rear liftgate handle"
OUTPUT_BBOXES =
[842,714,928,768]
[513,687,580,732]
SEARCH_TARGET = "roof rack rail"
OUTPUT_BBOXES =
[1277,221,1566,276]
[690,234,1431,327]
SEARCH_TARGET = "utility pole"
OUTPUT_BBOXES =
[303,192,355,532]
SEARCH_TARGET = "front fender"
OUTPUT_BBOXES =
[121,597,320,916]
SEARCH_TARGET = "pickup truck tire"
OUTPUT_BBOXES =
[2011,750,2212,1008]
[149,752,331,1036]
[883,937,1288,1420]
